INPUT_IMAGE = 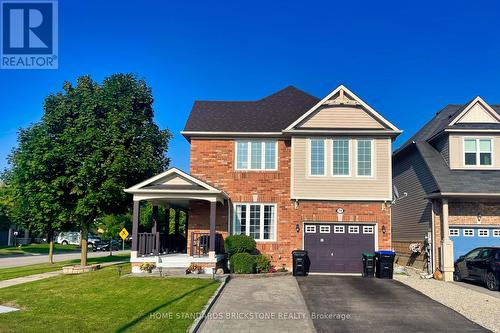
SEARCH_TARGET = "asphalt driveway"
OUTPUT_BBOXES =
[296,276,488,333]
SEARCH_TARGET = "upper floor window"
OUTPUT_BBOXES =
[310,139,325,175]
[333,139,350,176]
[236,141,277,170]
[464,138,492,166]
[357,139,373,176]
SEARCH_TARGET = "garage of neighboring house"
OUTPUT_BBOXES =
[449,226,500,259]
[303,223,376,273]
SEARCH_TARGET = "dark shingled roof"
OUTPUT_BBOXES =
[183,86,320,133]
[416,142,500,194]
[395,103,500,154]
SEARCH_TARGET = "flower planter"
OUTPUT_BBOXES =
[62,264,100,275]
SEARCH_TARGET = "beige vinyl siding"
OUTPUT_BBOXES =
[449,134,500,169]
[298,106,386,129]
[456,103,498,123]
[292,137,392,200]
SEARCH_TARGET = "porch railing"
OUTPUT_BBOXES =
[137,232,159,257]
[190,232,224,257]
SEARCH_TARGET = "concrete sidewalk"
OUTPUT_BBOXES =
[0,261,128,289]
[0,250,130,268]
[199,276,315,333]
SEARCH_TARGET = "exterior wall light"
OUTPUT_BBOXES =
[295,224,300,233]
[382,225,386,234]
[477,212,482,223]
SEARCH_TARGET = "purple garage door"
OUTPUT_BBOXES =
[304,223,376,273]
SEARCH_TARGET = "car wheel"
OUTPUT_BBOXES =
[453,267,462,282]
[486,272,499,291]
[62,240,69,245]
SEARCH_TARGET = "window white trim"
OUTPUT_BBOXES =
[478,229,489,237]
[332,138,351,177]
[463,229,474,237]
[235,140,278,171]
[363,226,374,234]
[493,229,500,237]
[319,225,331,233]
[355,139,374,177]
[348,225,359,234]
[449,228,459,237]
[232,203,277,241]
[462,137,493,168]
[308,138,327,177]
[305,225,316,233]
[333,225,345,233]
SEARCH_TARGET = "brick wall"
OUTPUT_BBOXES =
[188,138,391,268]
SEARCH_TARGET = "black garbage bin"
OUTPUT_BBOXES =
[375,250,396,279]
[292,250,308,276]
[362,253,375,277]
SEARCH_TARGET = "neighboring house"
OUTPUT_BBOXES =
[125,85,401,274]
[392,97,500,281]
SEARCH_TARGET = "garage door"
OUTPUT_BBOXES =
[304,223,376,273]
[449,226,500,259]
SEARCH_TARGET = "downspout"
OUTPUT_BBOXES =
[430,200,435,275]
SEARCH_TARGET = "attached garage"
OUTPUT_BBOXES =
[303,223,376,273]
[449,226,500,259]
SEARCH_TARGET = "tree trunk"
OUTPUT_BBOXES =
[80,225,88,267]
[47,229,54,264]
[109,238,113,257]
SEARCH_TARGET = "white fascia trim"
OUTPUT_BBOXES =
[427,192,500,198]
[124,167,221,192]
[292,196,392,201]
[448,96,500,126]
[445,129,500,133]
[284,85,401,132]
[125,189,222,194]
[283,129,402,135]
[181,131,283,136]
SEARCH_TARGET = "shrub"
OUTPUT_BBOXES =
[224,234,256,257]
[230,253,255,274]
[255,254,272,273]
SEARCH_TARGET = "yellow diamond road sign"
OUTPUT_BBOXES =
[119,228,129,240]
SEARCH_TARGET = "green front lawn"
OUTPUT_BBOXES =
[0,264,220,333]
[0,253,130,281]
[0,244,80,256]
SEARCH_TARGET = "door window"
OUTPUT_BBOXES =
[465,248,482,259]
[478,249,490,259]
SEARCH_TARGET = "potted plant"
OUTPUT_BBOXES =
[186,263,203,274]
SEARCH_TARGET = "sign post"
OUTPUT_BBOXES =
[119,228,129,252]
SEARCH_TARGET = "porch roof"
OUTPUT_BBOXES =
[124,167,229,203]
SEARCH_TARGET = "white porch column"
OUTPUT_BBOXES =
[131,200,140,259]
[440,198,454,281]
[209,200,216,259]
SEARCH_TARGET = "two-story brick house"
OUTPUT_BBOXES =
[125,85,401,274]
[392,97,500,281]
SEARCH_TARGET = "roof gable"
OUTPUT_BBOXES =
[450,97,500,125]
[285,85,400,131]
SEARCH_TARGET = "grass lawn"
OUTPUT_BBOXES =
[0,244,80,256]
[0,264,220,333]
[0,253,130,281]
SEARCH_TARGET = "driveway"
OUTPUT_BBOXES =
[296,276,488,333]
[0,250,130,268]
[200,276,315,333]
[453,280,500,300]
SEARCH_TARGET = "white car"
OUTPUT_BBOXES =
[57,232,101,246]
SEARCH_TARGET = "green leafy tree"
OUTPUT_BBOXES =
[0,181,14,231]
[8,74,171,266]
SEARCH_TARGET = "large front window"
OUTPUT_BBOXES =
[357,139,373,176]
[236,141,277,170]
[233,204,276,241]
[464,138,492,166]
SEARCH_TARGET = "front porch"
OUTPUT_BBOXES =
[124,168,230,273]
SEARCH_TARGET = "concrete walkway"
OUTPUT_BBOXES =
[0,250,130,268]
[199,276,315,333]
[0,261,128,289]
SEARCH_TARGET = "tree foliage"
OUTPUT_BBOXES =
[8,74,171,264]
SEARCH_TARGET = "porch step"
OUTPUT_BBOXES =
[154,267,187,276]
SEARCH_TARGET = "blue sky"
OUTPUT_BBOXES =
[1,0,500,172]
